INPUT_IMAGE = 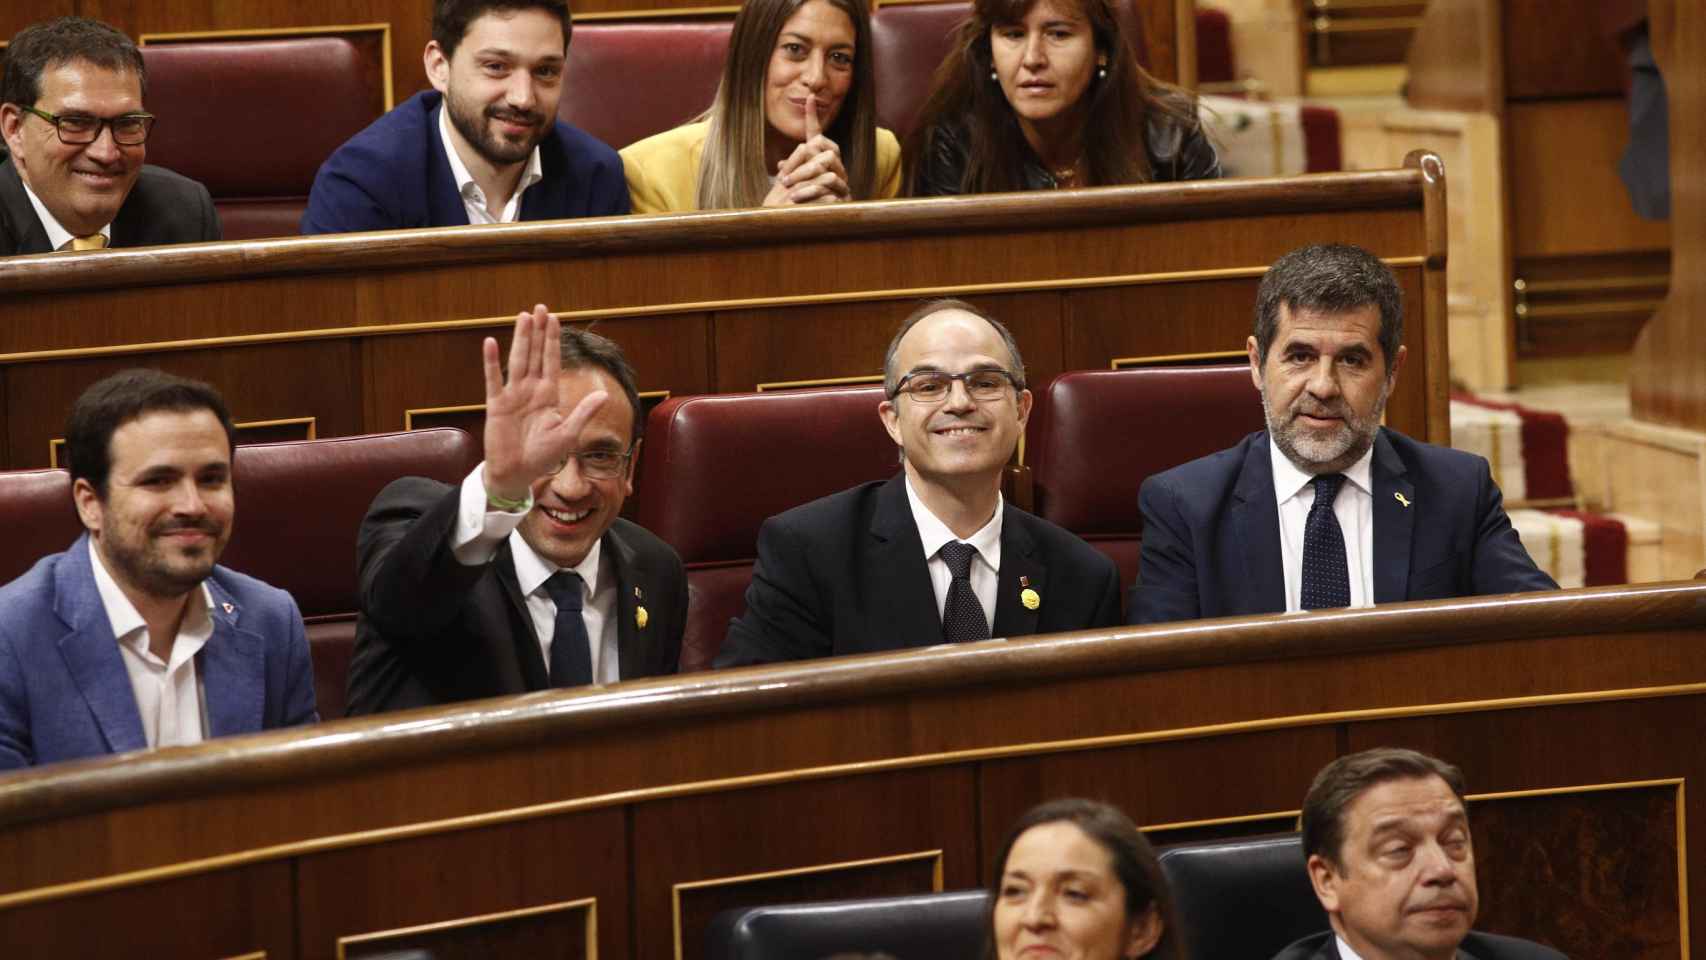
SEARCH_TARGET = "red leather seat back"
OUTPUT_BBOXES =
[140,37,386,239]
[634,386,897,669]
[561,23,732,150]
[222,428,480,618]
[1028,365,1262,586]
[0,469,80,586]
[870,2,969,141]
[1195,7,1236,84]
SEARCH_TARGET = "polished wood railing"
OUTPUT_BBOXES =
[1,579,1701,959]
[0,157,1449,470]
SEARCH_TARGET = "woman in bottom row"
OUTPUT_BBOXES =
[988,798,1185,959]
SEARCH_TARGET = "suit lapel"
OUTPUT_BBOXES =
[868,476,946,648]
[605,527,651,681]
[0,158,53,255]
[1371,429,1416,603]
[52,538,147,754]
[426,98,473,227]
[199,578,264,737]
[1232,434,1287,615]
[494,542,550,689]
[991,508,1042,638]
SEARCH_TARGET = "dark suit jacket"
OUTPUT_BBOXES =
[1131,429,1557,625]
[1270,929,1568,960]
[347,476,686,715]
[0,154,220,256]
[0,534,317,769]
[301,90,628,235]
[717,474,1122,666]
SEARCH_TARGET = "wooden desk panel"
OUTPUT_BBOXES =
[0,165,1449,471]
[0,581,1701,959]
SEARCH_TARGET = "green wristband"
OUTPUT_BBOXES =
[486,489,531,513]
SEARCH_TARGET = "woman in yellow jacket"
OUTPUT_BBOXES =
[620,0,901,212]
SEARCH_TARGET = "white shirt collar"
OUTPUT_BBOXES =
[437,101,544,222]
[509,527,602,600]
[87,538,213,646]
[1270,433,1376,506]
[1334,934,1369,960]
[21,178,112,251]
[904,475,1003,570]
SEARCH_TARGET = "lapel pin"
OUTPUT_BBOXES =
[635,605,649,630]
[1394,492,1412,508]
[221,602,234,615]
[1020,588,1041,611]
[634,585,643,599]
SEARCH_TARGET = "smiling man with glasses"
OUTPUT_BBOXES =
[0,17,219,256]
[347,307,686,714]
[718,298,1121,667]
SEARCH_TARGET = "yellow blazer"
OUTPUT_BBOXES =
[621,120,902,214]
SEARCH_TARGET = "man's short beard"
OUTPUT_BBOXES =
[446,92,543,167]
[1261,375,1390,475]
[101,534,217,599]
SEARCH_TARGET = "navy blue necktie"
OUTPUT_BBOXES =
[542,570,593,687]
[939,541,990,642]
[1300,474,1352,610]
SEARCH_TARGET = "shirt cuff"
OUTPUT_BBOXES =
[451,462,530,565]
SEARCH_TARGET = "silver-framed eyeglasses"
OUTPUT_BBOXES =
[890,369,1022,403]
[547,442,636,480]
[21,106,155,146]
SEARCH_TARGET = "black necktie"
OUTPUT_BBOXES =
[939,541,990,642]
[542,570,593,687]
[1301,473,1352,610]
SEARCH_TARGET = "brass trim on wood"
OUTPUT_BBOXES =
[404,393,669,430]
[755,374,884,392]
[0,259,1423,367]
[670,850,944,960]
[1110,350,1247,370]
[137,23,395,111]
[335,897,596,960]
[48,417,318,467]
[217,953,268,960]
[574,5,739,18]
[1,681,1701,911]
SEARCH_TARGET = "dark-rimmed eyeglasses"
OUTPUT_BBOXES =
[21,106,155,146]
[890,369,1022,403]
[546,442,637,481]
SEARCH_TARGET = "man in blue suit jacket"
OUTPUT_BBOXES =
[1131,244,1554,624]
[0,370,315,770]
[301,0,626,235]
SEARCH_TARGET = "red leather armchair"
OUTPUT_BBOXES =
[633,386,898,670]
[222,428,480,718]
[140,35,387,240]
[560,22,733,150]
[1027,365,1262,589]
[0,469,79,587]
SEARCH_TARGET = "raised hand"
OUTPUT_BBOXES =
[481,304,608,503]
[763,94,850,206]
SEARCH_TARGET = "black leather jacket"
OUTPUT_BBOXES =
[910,109,1222,196]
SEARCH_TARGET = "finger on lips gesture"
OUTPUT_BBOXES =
[764,93,851,206]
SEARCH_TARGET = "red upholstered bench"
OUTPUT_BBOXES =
[561,22,733,150]
[1027,365,1263,591]
[140,33,388,240]
[0,468,79,587]
[632,386,898,670]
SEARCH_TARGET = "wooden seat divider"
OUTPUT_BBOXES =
[0,578,1701,959]
[0,155,1450,471]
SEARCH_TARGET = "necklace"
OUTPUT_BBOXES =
[1050,159,1083,187]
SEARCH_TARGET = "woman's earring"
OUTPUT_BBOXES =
[990,69,999,82]
[1097,64,1108,80]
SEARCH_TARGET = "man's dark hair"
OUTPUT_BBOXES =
[431,0,572,59]
[1,17,146,108]
[65,369,237,499]
[883,298,1028,398]
[1301,747,1467,868]
[1253,243,1404,373]
[562,326,643,441]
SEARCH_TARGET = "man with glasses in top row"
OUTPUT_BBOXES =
[0,17,219,256]
[717,299,1122,667]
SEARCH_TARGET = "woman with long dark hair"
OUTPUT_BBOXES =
[906,0,1219,196]
[986,798,1186,960]
[621,0,900,212]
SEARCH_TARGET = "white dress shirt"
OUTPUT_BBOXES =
[1271,440,1376,612]
[437,105,544,225]
[21,180,112,251]
[451,464,620,683]
[89,540,213,749]
[1335,935,1369,960]
[904,475,1002,631]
